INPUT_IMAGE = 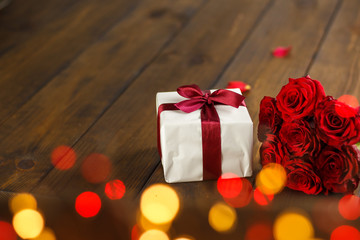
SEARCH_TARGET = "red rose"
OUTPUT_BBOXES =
[315,145,360,193]
[315,96,360,146]
[258,97,282,142]
[260,134,287,166]
[284,158,323,195]
[276,76,325,121]
[279,120,321,157]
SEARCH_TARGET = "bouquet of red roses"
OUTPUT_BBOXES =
[258,75,360,195]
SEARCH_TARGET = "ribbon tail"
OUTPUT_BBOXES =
[201,103,222,180]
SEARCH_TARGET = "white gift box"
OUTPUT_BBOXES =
[156,88,253,183]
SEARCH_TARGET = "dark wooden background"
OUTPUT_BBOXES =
[1,0,360,239]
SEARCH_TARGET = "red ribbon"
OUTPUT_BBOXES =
[157,84,245,180]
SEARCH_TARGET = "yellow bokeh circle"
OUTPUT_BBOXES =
[138,212,171,232]
[10,193,37,214]
[139,229,169,240]
[13,209,44,239]
[174,236,195,240]
[208,202,237,232]
[274,210,314,240]
[33,227,56,240]
[140,184,180,224]
[256,163,286,195]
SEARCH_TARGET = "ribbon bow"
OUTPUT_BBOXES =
[175,84,245,113]
[157,84,245,180]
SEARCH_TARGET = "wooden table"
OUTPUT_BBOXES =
[0,0,360,239]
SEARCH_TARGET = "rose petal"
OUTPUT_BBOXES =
[272,46,291,58]
[226,81,251,93]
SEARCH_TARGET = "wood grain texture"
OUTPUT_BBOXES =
[0,0,79,54]
[0,0,143,123]
[33,0,271,198]
[309,0,360,98]
[0,0,205,192]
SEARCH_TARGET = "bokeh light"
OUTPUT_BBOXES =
[223,178,252,208]
[13,209,44,239]
[338,194,360,220]
[208,202,237,233]
[217,173,243,198]
[256,163,286,195]
[245,222,272,240]
[335,95,359,118]
[131,224,141,240]
[138,212,171,232]
[10,193,37,214]
[274,209,314,240]
[75,191,101,218]
[337,95,359,108]
[81,153,112,183]
[0,221,17,240]
[331,225,360,240]
[174,236,195,240]
[140,184,180,225]
[51,145,76,170]
[33,228,56,240]
[139,229,169,240]
[253,187,274,206]
[105,179,126,200]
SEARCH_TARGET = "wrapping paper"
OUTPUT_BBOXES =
[156,88,253,183]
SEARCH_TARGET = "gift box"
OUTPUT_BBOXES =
[156,85,253,183]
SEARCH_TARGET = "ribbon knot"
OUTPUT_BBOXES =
[157,84,245,180]
[203,92,212,105]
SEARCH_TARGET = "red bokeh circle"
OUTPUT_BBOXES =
[51,145,76,170]
[75,191,102,218]
[105,179,126,200]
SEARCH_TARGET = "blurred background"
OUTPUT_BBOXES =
[0,0,360,239]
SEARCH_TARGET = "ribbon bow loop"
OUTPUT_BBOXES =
[177,84,203,98]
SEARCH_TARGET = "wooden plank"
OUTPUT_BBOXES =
[33,0,272,197]
[0,0,142,123]
[0,0,80,54]
[0,0,206,192]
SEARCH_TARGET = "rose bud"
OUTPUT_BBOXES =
[260,134,287,166]
[315,96,360,146]
[279,120,321,158]
[276,76,325,121]
[315,145,360,194]
[284,158,323,195]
